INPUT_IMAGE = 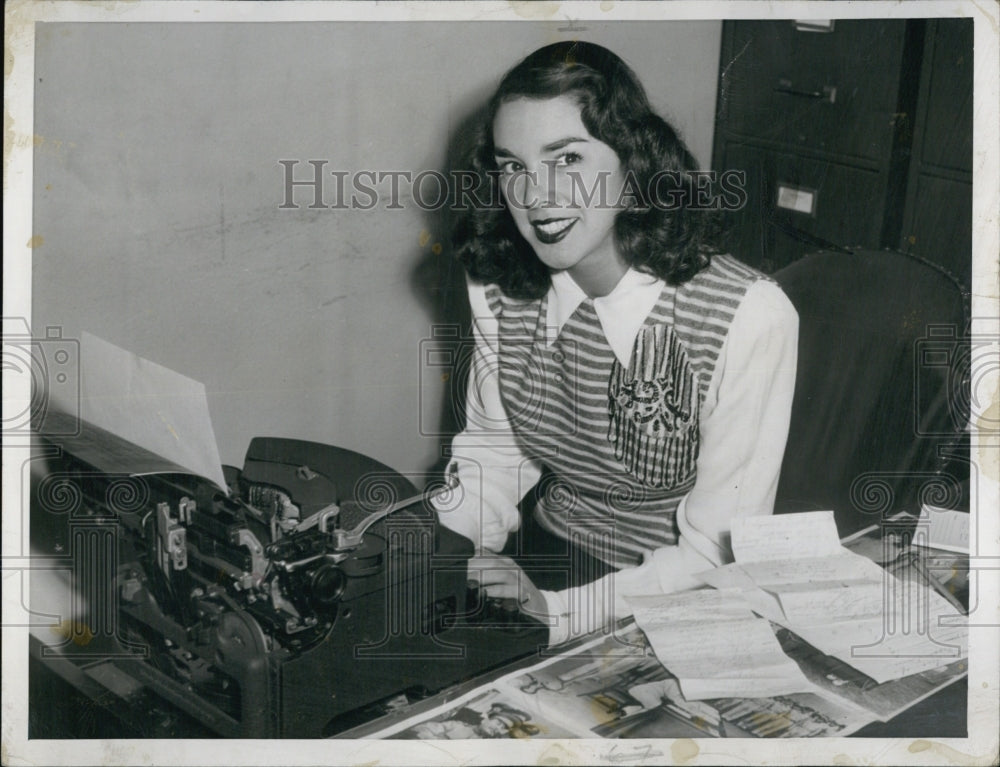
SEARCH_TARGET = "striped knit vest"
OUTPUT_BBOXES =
[484,255,765,569]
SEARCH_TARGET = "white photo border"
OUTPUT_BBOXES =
[3,2,998,765]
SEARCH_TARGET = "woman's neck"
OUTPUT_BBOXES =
[567,257,629,298]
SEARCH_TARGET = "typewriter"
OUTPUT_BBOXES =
[29,413,547,738]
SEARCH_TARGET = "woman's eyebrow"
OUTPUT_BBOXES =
[542,137,589,152]
[493,137,590,159]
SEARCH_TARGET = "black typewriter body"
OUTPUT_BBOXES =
[29,421,546,738]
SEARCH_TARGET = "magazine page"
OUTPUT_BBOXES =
[774,624,968,723]
[365,687,578,741]
[499,642,878,738]
[366,618,883,740]
[362,629,645,740]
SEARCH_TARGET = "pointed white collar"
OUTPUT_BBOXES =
[547,268,665,366]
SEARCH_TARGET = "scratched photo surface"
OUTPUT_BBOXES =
[5,3,998,766]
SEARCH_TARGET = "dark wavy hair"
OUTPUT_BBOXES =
[454,41,719,299]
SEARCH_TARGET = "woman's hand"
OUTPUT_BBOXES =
[467,553,548,620]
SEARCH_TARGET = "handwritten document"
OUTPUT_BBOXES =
[698,512,968,685]
[741,553,887,585]
[730,510,842,562]
[626,590,814,700]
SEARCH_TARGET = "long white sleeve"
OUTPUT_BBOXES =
[432,278,543,552]
[542,279,799,644]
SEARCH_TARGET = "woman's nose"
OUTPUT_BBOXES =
[518,164,556,209]
[512,169,540,210]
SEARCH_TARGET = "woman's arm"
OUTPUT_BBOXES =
[432,277,543,553]
[540,279,800,644]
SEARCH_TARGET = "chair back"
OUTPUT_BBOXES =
[772,248,969,535]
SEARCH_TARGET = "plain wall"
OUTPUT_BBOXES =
[32,20,722,477]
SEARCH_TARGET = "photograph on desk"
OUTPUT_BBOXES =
[494,624,877,739]
[498,627,717,739]
[386,688,578,740]
[4,2,998,766]
[367,621,879,739]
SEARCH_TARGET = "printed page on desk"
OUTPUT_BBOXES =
[363,624,879,739]
[773,622,968,723]
[363,630,650,740]
[497,625,876,739]
[371,687,579,740]
[915,504,970,553]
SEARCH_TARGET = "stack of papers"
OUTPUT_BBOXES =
[698,511,967,685]
[625,589,814,700]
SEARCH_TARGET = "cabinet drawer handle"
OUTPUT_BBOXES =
[774,84,837,103]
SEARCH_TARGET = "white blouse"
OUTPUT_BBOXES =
[433,266,800,645]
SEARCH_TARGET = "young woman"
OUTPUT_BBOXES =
[433,41,798,645]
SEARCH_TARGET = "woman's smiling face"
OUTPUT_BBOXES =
[492,95,629,297]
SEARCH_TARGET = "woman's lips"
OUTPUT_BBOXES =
[531,217,577,244]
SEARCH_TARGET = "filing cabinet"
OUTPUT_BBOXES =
[898,19,973,288]
[713,19,972,285]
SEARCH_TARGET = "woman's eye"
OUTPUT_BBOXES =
[497,160,524,174]
[556,152,583,167]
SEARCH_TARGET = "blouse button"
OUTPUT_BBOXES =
[552,350,565,364]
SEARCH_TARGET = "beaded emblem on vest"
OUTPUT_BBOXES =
[608,323,700,488]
